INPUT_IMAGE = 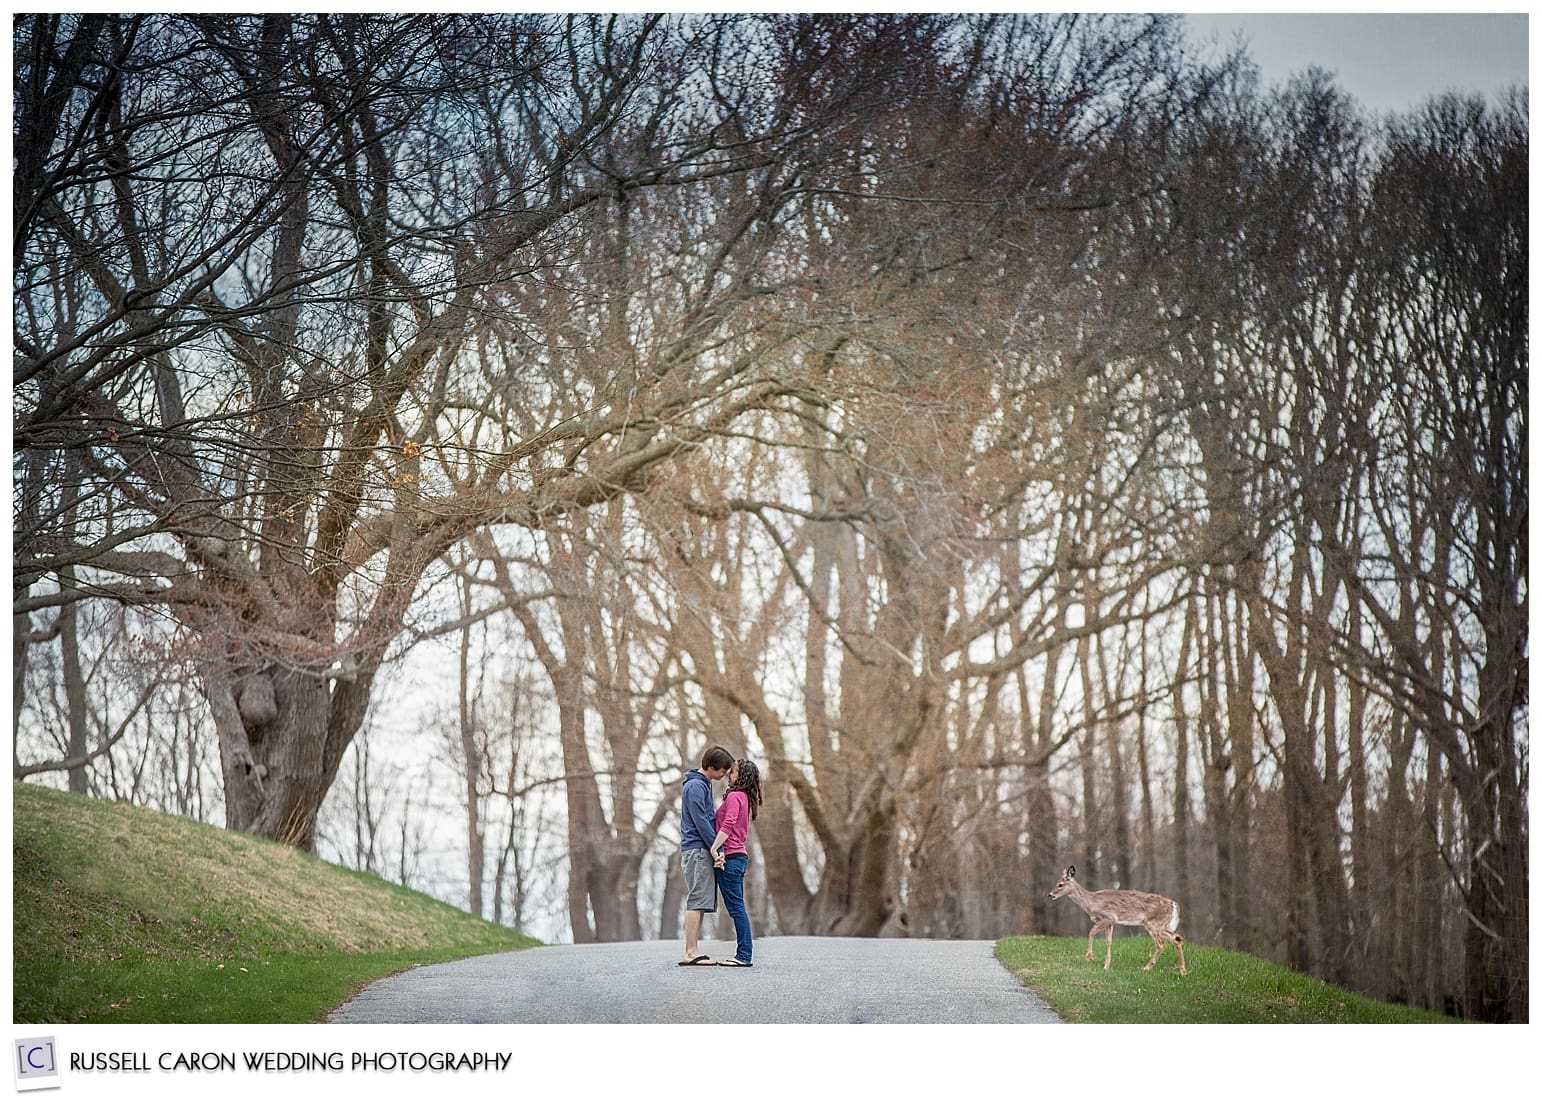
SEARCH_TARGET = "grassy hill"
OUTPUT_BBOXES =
[13,782,539,1023]
[997,936,1458,1023]
[17,783,1457,1025]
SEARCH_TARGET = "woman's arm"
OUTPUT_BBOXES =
[710,791,744,865]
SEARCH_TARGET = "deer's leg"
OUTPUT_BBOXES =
[1085,919,1110,962]
[1103,922,1115,969]
[1174,934,1187,976]
[1142,925,1166,970]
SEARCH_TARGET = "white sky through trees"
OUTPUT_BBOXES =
[1183,11,1528,113]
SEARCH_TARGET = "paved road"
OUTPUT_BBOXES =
[329,936,1060,1024]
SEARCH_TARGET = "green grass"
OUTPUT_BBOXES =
[13,782,539,1023]
[996,935,1458,1023]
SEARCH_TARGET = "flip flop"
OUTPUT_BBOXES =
[677,955,715,966]
[716,958,752,967]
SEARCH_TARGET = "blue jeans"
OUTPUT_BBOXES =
[714,853,752,963]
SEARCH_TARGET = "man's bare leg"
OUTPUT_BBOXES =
[684,909,707,961]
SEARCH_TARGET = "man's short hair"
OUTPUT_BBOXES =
[700,745,734,771]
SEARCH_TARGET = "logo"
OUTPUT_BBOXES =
[13,1038,60,1092]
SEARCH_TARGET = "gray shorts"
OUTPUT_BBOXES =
[682,848,717,911]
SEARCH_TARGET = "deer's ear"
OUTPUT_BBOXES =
[1067,865,1076,878]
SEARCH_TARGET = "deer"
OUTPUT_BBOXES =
[1048,864,1187,975]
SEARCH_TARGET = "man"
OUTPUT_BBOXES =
[679,745,734,966]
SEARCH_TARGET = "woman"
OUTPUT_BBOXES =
[708,759,763,968]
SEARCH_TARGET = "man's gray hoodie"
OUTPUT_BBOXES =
[680,769,716,851]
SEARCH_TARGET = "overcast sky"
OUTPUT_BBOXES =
[1183,12,1529,114]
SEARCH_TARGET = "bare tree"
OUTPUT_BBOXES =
[14,13,921,849]
[1343,93,1528,1022]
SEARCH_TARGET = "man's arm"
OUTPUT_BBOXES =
[684,781,716,843]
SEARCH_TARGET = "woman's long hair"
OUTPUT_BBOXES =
[729,759,764,821]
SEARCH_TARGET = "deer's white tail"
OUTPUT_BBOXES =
[1169,902,1180,932]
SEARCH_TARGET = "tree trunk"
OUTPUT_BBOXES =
[1199,596,1236,946]
[457,594,485,918]
[1220,592,1255,946]
[1172,596,1197,918]
[1075,634,1101,883]
[216,662,364,851]
[659,857,684,941]
[1460,662,1529,1022]
[58,570,89,796]
[1313,671,1352,985]
[1024,754,1058,934]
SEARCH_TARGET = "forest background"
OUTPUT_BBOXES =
[12,13,1528,1022]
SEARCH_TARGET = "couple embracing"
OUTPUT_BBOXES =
[678,745,763,968]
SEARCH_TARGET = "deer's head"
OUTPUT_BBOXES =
[1048,864,1076,900]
